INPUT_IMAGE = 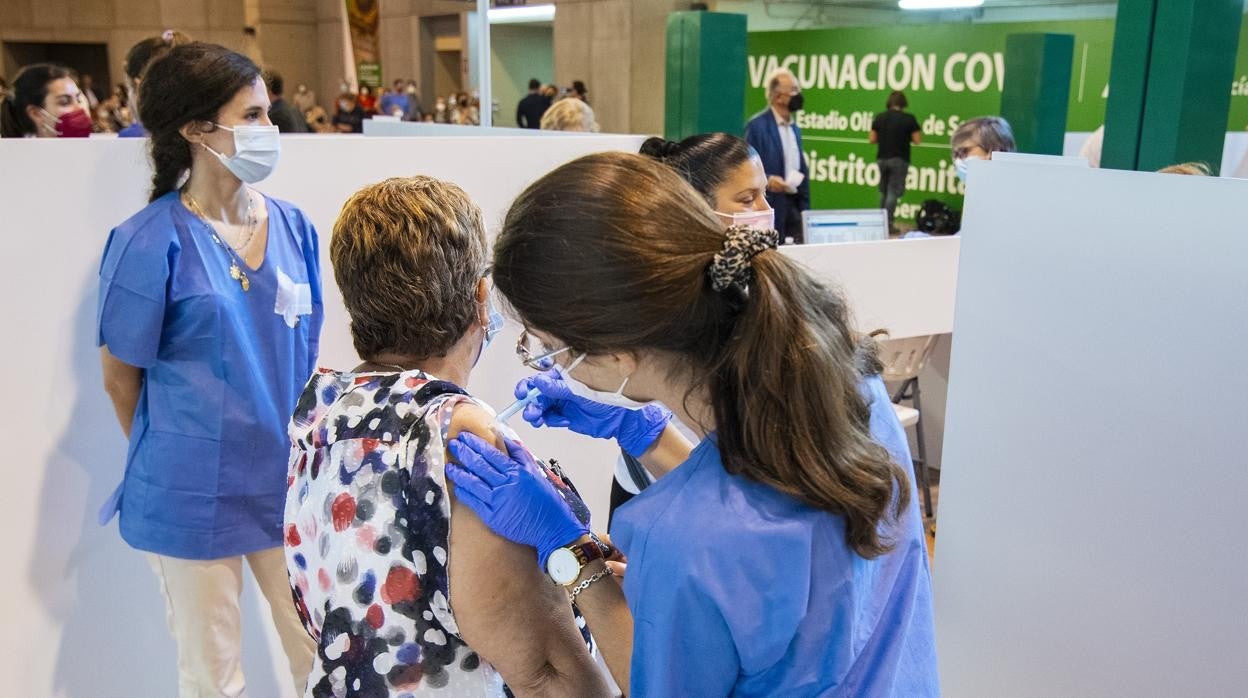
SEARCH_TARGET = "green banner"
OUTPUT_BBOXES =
[746,18,1248,220]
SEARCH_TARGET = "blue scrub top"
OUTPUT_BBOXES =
[611,375,939,696]
[97,191,324,559]
[117,121,147,138]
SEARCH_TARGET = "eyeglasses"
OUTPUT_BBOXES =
[516,329,570,370]
[953,144,983,160]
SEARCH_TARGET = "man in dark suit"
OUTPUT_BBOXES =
[516,78,551,129]
[265,71,307,133]
[745,68,809,244]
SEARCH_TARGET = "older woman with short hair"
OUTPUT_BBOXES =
[283,176,612,697]
[540,97,597,132]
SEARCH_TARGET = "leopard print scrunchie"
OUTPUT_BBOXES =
[707,225,780,293]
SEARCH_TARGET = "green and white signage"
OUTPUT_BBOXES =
[746,18,1248,219]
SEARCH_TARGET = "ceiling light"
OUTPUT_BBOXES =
[898,0,985,9]
[488,4,556,24]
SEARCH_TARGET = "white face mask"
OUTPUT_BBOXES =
[554,353,649,410]
[715,207,775,231]
[203,124,281,184]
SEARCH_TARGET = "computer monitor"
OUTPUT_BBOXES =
[802,209,890,244]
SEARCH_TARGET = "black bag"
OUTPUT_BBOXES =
[915,199,961,235]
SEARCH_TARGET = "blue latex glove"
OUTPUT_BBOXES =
[516,370,673,458]
[445,432,589,568]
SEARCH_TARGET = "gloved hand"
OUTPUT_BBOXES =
[446,432,589,569]
[516,370,673,458]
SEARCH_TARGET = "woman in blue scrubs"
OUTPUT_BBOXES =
[606,133,913,524]
[97,43,321,696]
[446,152,939,696]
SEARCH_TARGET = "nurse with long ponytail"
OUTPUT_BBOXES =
[446,152,939,696]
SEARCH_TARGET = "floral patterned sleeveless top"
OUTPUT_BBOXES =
[284,369,594,697]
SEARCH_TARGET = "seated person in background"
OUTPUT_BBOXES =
[332,92,365,133]
[950,115,1016,181]
[540,97,597,133]
[284,176,613,697]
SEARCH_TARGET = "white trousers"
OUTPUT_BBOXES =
[146,547,316,698]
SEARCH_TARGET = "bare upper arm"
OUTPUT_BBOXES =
[869,129,879,144]
[911,130,922,145]
[445,403,610,696]
[99,346,142,388]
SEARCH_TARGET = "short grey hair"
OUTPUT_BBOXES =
[766,68,797,99]
[952,116,1016,155]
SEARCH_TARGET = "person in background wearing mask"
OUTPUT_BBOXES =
[745,68,810,244]
[400,80,425,122]
[433,95,451,123]
[96,42,320,696]
[445,152,939,696]
[284,176,616,697]
[0,64,93,138]
[951,115,1016,183]
[378,78,410,117]
[356,84,377,115]
[265,71,307,133]
[332,92,365,133]
[119,30,193,138]
[870,90,922,232]
[516,78,550,129]
[902,115,1016,240]
[624,133,916,527]
[291,82,316,118]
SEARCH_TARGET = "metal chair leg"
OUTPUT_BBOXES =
[912,381,934,518]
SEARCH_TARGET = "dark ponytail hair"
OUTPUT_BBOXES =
[494,152,910,559]
[1,63,74,138]
[639,133,758,206]
[138,42,260,201]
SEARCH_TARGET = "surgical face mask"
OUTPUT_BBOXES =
[954,157,969,183]
[554,353,649,410]
[715,207,775,231]
[42,107,93,138]
[203,123,280,184]
[787,92,805,112]
[484,297,504,349]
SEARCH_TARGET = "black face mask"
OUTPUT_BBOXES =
[788,93,805,112]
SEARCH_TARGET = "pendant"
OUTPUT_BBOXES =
[230,262,251,292]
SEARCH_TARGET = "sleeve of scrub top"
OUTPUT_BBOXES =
[97,224,174,369]
[629,562,741,696]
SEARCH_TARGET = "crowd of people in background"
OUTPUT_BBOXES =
[0,31,593,138]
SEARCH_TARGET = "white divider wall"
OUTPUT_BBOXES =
[934,159,1248,695]
[0,135,960,696]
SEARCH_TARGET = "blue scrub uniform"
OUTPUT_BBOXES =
[611,375,939,696]
[97,191,323,560]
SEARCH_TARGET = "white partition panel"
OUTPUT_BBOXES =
[934,159,1248,696]
[0,135,959,696]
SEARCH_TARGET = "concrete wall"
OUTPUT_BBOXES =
[0,0,249,89]
[552,0,692,136]
[491,24,554,128]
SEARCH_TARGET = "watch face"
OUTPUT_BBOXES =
[547,547,580,585]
